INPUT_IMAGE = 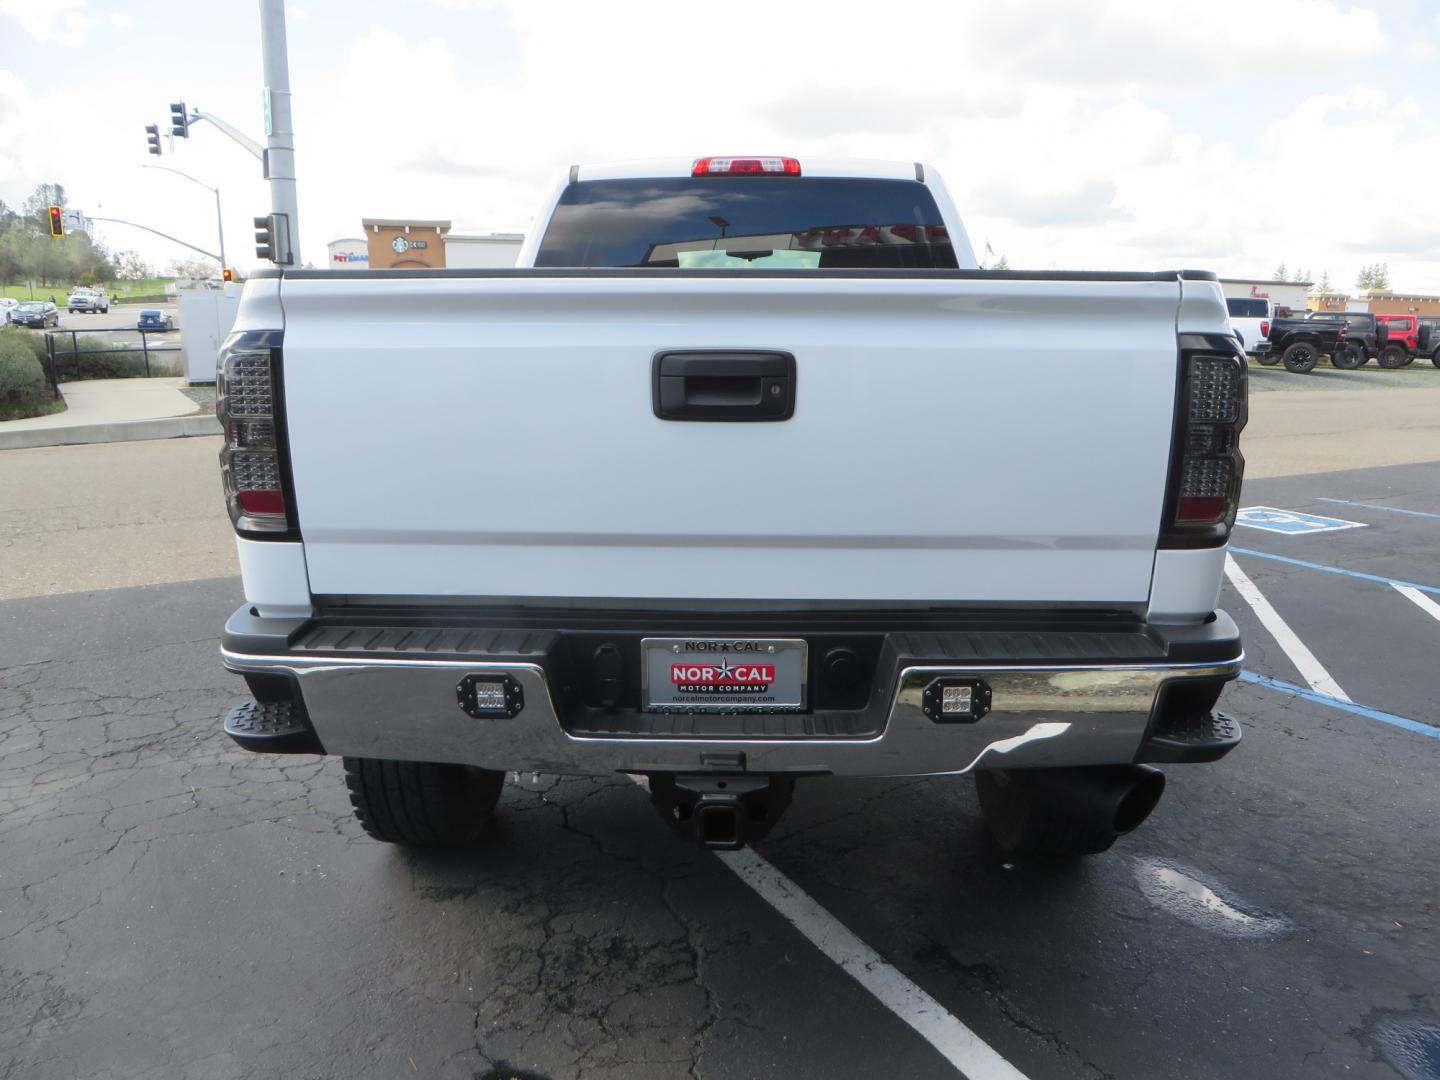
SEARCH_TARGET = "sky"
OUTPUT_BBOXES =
[2,0,1438,290]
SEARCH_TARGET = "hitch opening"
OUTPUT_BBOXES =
[647,773,795,850]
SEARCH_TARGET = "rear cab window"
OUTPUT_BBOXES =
[535,177,958,269]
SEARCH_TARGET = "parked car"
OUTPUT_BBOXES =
[67,288,109,314]
[1225,296,1273,355]
[217,155,1247,860]
[1257,311,1389,372]
[1374,314,1418,368]
[1417,317,1440,368]
[0,297,17,324]
[137,309,175,331]
[11,301,59,329]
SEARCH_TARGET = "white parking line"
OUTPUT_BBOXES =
[629,777,1028,1078]
[1393,584,1440,624]
[719,847,1030,1080]
[1224,554,1350,701]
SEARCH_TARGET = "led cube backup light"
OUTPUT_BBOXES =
[921,678,993,723]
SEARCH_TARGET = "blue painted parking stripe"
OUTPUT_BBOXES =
[1315,497,1440,521]
[1238,672,1440,740]
[1228,547,1440,597]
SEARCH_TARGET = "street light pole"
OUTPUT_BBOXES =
[258,0,301,265]
[141,164,227,271]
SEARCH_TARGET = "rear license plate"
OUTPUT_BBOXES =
[642,637,808,712]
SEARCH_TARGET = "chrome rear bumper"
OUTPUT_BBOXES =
[221,625,1243,777]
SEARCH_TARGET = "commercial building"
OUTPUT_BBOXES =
[1307,290,1440,316]
[325,238,370,269]
[1219,278,1314,315]
[347,219,525,271]
[446,232,524,268]
[362,219,451,270]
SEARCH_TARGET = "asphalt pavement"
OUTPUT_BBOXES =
[53,301,180,333]
[3,458,1438,1079]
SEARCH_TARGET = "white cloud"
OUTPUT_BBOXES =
[106,12,132,28]
[2,0,1437,292]
[0,0,94,44]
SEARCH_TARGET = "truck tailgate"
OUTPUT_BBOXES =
[278,274,1181,604]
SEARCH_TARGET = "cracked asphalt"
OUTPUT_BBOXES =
[3,452,1439,1078]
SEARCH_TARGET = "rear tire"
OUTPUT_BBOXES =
[1281,341,1320,374]
[1431,350,1440,369]
[1378,345,1408,369]
[1330,343,1365,369]
[342,757,504,846]
[1256,351,1280,366]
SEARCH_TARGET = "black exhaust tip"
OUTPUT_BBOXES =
[975,764,1166,858]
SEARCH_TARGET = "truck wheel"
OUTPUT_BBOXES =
[342,757,504,846]
[1281,342,1319,373]
[1432,351,1440,369]
[1330,343,1365,369]
[1256,352,1280,366]
[1378,345,1408,369]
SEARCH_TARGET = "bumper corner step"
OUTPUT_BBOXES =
[1139,711,1241,764]
[224,700,324,755]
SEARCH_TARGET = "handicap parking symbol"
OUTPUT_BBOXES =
[1234,506,1367,535]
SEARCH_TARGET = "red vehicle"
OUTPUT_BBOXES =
[1375,314,1417,368]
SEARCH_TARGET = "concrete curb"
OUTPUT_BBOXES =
[0,414,221,451]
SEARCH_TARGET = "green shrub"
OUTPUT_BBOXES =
[0,331,62,420]
[1,326,48,366]
[52,338,152,380]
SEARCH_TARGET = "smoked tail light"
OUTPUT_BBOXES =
[217,330,296,538]
[1163,336,1247,546]
[692,156,801,176]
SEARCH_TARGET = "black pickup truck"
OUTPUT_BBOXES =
[1256,312,1389,373]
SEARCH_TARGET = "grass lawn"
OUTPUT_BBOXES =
[1,279,175,302]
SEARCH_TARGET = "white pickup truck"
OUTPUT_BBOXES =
[218,156,1247,857]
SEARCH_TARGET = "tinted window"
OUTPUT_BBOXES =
[1226,298,1268,318]
[535,177,959,269]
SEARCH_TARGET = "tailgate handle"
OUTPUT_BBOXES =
[652,351,795,422]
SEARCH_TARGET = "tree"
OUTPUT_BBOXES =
[1356,263,1390,291]
[21,182,67,232]
[1272,262,1287,281]
[115,250,154,281]
[1314,270,1332,293]
[167,256,216,281]
[1291,267,1308,284]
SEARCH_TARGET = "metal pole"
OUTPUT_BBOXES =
[140,165,227,271]
[259,0,301,265]
[214,187,227,272]
[189,111,265,160]
[81,216,220,262]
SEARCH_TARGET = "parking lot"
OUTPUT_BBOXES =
[2,388,1439,1079]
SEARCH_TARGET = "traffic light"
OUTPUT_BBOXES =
[145,124,162,156]
[255,215,275,261]
[47,205,64,238]
[222,268,234,283]
[170,102,189,138]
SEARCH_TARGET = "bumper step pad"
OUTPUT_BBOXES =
[1140,710,1241,764]
[224,700,324,755]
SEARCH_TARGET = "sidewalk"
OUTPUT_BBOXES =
[0,378,221,450]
